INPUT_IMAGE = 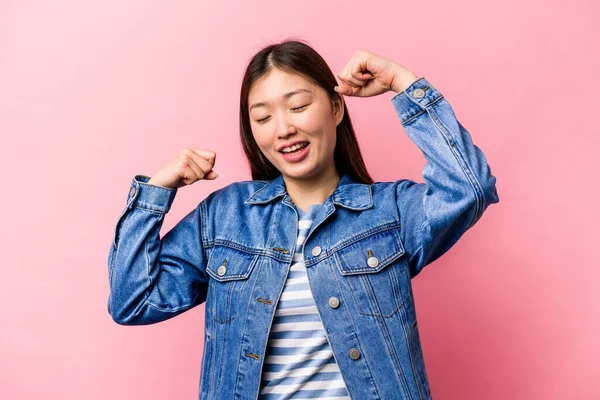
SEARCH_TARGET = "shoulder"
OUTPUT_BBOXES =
[368,179,426,214]
[370,179,422,196]
[201,179,270,207]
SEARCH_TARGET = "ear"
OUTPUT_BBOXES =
[332,94,345,127]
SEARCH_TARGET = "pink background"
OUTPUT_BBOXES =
[1,0,598,398]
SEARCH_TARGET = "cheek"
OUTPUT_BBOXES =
[308,113,337,150]
[305,107,335,136]
[251,132,278,163]
[251,130,271,150]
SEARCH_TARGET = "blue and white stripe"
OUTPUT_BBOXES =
[259,204,350,400]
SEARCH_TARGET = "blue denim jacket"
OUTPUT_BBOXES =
[107,77,499,400]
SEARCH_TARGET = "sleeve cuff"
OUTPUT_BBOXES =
[125,174,178,213]
[390,77,444,124]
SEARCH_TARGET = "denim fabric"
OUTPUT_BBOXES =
[107,77,499,399]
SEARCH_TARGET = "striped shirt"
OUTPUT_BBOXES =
[259,203,350,400]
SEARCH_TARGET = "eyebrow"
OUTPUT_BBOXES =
[249,89,313,111]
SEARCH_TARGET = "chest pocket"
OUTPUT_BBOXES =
[333,227,410,318]
[206,245,259,324]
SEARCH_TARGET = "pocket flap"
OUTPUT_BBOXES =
[206,245,259,282]
[334,228,405,275]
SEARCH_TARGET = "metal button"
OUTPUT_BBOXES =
[311,246,322,256]
[413,88,425,98]
[129,187,136,197]
[217,264,227,276]
[367,256,379,268]
[349,348,361,360]
[328,297,340,309]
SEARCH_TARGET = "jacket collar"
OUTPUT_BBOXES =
[244,173,373,210]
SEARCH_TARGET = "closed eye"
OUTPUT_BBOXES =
[256,105,309,124]
[292,105,308,112]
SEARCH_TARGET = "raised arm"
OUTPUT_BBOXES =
[390,77,500,278]
[108,148,217,324]
[107,175,210,325]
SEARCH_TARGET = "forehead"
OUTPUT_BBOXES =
[248,69,317,107]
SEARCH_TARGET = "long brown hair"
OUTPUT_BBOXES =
[239,38,373,184]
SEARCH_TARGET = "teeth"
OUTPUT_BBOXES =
[281,142,308,153]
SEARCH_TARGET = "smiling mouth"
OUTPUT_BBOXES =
[279,142,309,154]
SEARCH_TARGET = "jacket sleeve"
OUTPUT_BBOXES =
[391,77,500,278]
[107,174,210,325]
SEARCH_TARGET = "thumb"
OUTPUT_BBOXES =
[335,83,360,96]
[334,84,349,95]
[204,170,219,180]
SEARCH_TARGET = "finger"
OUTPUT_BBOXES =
[190,149,217,178]
[337,82,361,96]
[342,74,364,89]
[176,154,204,183]
[350,50,383,79]
[338,71,365,87]
[350,54,371,77]
[348,77,368,87]
[351,70,375,81]
[339,55,354,81]
[191,148,216,164]
[182,149,215,179]
[338,54,364,86]
[174,162,196,184]
[180,151,205,180]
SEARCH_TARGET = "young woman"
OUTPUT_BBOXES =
[107,40,499,400]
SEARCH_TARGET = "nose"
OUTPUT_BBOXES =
[276,113,297,139]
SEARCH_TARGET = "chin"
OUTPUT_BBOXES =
[283,168,320,181]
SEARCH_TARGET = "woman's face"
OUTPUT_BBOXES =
[248,68,344,182]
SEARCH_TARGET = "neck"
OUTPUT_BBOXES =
[283,167,340,213]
